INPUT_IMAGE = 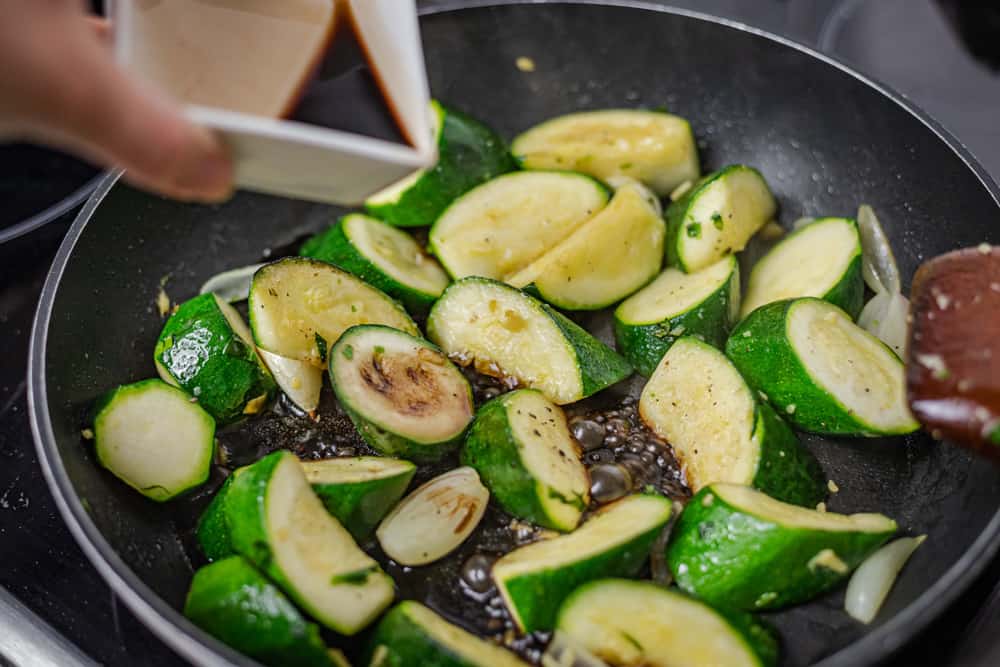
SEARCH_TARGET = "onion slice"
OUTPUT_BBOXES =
[845,535,926,624]
[199,263,265,302]
[858,205,901,295]
[858,291,910,357]
[257,348,323,413]
[542,631,610,667]
[376,467,488,566]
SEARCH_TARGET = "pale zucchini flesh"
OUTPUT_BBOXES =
[511,109,700,195]
[506,182,665,310]
[639,337,758,491]
[260,453,395,633]
[557,579,778,667]
[248,258,418,367]
[616,257,738,326]
[93,379,215,502]
[462,389,589,531]
[742,217,862,318]
[667,165,776,273]
[344,214,449,297]
[715,484,894,533]
[427,278,632,405]
[429,171,609,279]
[786,299,914,433]
[493,494,673,632]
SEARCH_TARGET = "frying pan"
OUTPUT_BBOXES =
[27,2,1000,665]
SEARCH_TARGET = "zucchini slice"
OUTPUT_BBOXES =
[505,182,665,310]
[92,379,215,502]
[726,297,919,436]
[248,257,419,368]
[223,450,394,635]
[639,337,824,506]
[300,213,450,314]
[556,579,778,667]
[363,601,528,667]
[665,165,777,273]
[427,277,632,405]
[257,348,323,414]
[614,256,739,376]
[742,217,863,319]
[155,292,276,423]
[184,556,338,667]
[511,109,699,195]
[302,456,416,541]
[365,100,516,228]
[462,389,590,531]
[492,494,673,633]
[667,484,897,610]
[329,325,474,462]
[196,472,239,562]
[429,171,610,279]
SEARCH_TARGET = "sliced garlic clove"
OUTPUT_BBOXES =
[258,348,323,413]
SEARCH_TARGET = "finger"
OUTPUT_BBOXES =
[86,16,111,45]
[21,29,233,202]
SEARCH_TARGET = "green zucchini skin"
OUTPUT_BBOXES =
[196,472,239,562]
[365,101,517,228]
[666,485,896,610]
[363,601,527,667]
[614,260,739,377]
[725,298,916,436]
[307,460,417,542]
[155,293,275,423]
[92,379,216,502]
[543,301,634,399]
[555,579,779,667]
[184,556,335,667]
[665,165,775,273]
[426,277,632,404]
[741,218,864,320]
[494,495,673,633]
[461,390,587,531]
[299,215,444,314]
[751,403,825,507]
[824,253,865,320]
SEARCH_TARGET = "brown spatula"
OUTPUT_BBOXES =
[908,244,1000,456]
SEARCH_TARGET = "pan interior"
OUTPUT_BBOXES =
[32,3,1000,667]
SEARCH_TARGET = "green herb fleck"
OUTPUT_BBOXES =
[374,345,385,355]
[315,334,328,362]
[350,304,357,313]
[620,631,644,652]
[620,162,633,170]
[711,212,724,230]
[686,222,702,239]
[342,344,354,360]
[330,566,376,586]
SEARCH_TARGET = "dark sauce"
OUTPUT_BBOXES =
[169,241,690,664]
[285,20,407,145]
[175,354,689,663]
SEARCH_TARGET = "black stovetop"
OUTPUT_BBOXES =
[2,1,1000,665]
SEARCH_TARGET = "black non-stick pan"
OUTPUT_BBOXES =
[27,2,1000,665]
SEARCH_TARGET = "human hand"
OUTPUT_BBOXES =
[0,0,233,203]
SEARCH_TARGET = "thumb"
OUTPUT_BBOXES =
[24,28,233,202]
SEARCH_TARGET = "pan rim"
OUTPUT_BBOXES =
[28,2,1000,666]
